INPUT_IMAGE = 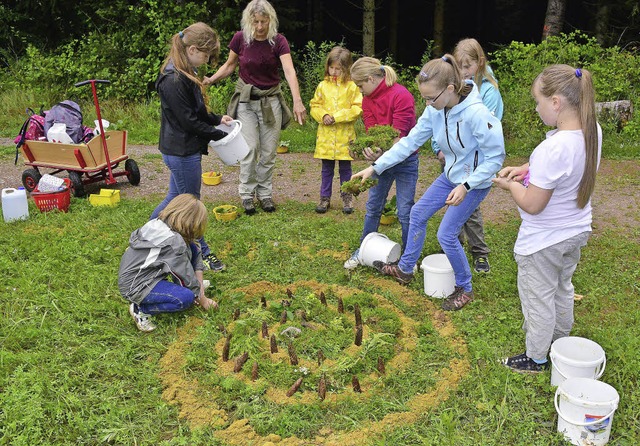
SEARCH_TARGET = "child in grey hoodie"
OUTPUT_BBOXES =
[119,194,216,332]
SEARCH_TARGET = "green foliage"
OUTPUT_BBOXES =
[491,32,640,157]
[340,177,378,197]
[349,125,399,157]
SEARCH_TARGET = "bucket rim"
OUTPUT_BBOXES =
[209,120,243,147]
[555,379,619,427]
[550,337,606,368]
[420,253,453,273]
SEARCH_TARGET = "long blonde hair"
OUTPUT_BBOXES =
[416,54,471,97]
[161,22,220,87]
[241,0,279,45]
[534,64,598,208]
[453,38,499,90]
[350,56,397,87]
[159,194,208,243]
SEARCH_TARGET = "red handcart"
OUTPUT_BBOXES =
[20,79,140,197]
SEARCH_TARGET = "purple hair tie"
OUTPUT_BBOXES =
[575,68,582,78]
[179,31,184,39]
[441,56,448,62]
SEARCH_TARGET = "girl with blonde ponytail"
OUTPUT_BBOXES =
[493,64,602,373]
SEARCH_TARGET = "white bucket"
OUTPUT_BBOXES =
[555,377,619,445]
[209,120,250,165]
[420,254,455,298]
[2,187,29,222]
[550,337,606,387]
[358,232,401,267]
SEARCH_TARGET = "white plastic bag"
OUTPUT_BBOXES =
[37,174,66,192]
[47,122,74,144]
[94,119,110,135]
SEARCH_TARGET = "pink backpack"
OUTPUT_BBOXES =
[14,107,47,164]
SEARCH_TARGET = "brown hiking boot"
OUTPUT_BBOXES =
[315,197,330,213]
[341,192,354,214]
[441,286,474,311]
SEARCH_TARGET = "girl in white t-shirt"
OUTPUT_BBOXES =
[492,64,601,373]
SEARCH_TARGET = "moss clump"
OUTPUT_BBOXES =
[349,125,399,158]
[340,177,378,197]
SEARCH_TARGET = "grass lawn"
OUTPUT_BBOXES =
[1,191,638,445]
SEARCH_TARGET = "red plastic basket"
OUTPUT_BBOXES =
[31,178,72,212]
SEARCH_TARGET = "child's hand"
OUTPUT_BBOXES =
[220,115,234,126]
[445,184,467,206]
[363,147,383,162]
[196,296,218,311]
[322,114,335,125]
[498,164,528,182]
[352,166,375,181]
[491,176,511,190]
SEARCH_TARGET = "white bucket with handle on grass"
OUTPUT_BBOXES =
[550,336,606,387]
[555,377,619,446]
[209,120,250,165]
[358,232,401,267]
[420,254,455,298]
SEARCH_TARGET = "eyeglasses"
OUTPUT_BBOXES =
[423,87,447,104]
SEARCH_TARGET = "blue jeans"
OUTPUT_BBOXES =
[139,243,199,314]
[399,173,490,292]
[361,152,419,249]
[150,153,210,257]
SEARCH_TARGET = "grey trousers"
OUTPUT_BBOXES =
[459,207,489,258]
[515,231,590,360]
[236,97,283,200]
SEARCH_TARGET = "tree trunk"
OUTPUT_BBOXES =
[363,0,375,56]
[307,0,323,41]
[433,0,445,55]
[594,2,609,46]
[542,0,567,40]
[388,0,399,57]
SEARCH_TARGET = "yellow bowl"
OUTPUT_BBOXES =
[202,171,222,185]
[379,214,398,225]
[213,205,238,222]
[276,145,289,154]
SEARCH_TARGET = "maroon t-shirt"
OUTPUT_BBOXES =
[229,31,290,90]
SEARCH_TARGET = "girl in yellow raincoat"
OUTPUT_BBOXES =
[310,46,363,214]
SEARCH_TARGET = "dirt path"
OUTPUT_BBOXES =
[2,139,638,236]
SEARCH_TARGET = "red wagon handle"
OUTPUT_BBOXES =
[74,79,116,184]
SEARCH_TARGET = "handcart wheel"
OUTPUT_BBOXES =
[22,168,42,192]
[68,171,85,198]
[125,159,141,186]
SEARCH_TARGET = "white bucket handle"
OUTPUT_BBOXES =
[551,353,606,380]
[554,387,618,427]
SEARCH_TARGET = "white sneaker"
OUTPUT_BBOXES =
[343,249,361,270]
[129,303,156,332]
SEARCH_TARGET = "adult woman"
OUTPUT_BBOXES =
[205,0,306,214]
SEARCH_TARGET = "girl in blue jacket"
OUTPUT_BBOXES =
[352,54,505,311]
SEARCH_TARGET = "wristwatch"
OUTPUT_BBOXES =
[463,181,471,191]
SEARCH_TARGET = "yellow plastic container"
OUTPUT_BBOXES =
[213,205,238,222]
[379,214,397,225]
[202,171,222,185]
[89,189,120,206]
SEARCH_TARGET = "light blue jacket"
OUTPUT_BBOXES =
[373,81,505,190]
[432,67,503,154]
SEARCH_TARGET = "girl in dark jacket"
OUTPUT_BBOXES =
[150,22,233,272]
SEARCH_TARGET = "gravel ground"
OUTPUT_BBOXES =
[2,137,638,235]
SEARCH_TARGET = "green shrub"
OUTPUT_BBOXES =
[491,31,640,157]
